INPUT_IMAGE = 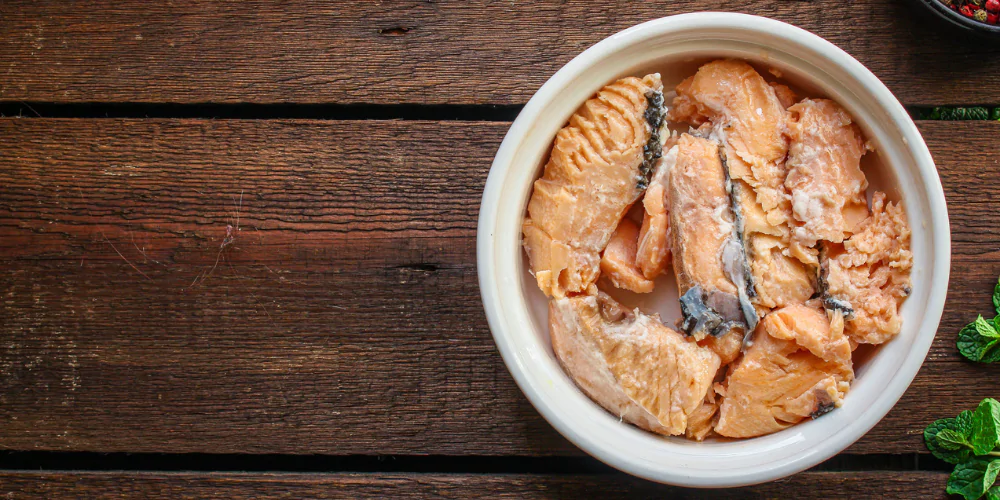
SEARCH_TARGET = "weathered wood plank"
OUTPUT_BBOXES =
[0,119,996,456]
[0,471,952,499]
[0,1,993,106]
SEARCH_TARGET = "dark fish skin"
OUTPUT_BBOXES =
[810,401,837,419]
[636,90,667,191]
[679,285,745,338]
[817,243,856,320]
[679,286,725,337]
[719,146,760,342]
[638,90,666,190]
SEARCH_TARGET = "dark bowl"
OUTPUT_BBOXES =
[912,0,1000,39]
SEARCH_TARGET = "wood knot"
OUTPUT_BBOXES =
[378,26,411,36]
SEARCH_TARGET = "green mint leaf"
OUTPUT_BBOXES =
[972,399,1000,455]
[959,410,976,431]
[994,276,1000,314]
[985,344,1000,364]
[970,107,991,121]
[994,314,1000,334]
[958,323,999,362]
[989,483,1000,500]
[958,323,983,360]
[938,429,970,450]
[977,315,1000,339]
[947,458,1000,500]
[926,417,974,464]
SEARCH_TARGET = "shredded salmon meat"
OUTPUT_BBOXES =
[522,60,912,440]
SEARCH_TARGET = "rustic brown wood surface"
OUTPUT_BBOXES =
[2,1,998,496]
[0,471,951,499]
[0,0,994,106]
[0,119,996,458]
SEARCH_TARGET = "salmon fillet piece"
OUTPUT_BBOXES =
[668,134,747,339]
[669,59,791,228]
[785,98,871,263]
[670,60,813,319]
[715,303,854,438]
[635,145,674,280]
[600,218,654,293]
[550,293,721,436]
[523,74,665,298]
[820,192,912,345]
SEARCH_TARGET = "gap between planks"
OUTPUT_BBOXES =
[0,102,523,121]
[0,452,951,474]
[0,102,999,122]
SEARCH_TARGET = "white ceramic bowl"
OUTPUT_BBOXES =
[477,13,949,487]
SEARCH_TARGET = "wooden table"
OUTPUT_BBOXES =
[0,1,995,497]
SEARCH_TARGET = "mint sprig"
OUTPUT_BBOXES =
[926,399,1000,499]
[957,276,1000,363]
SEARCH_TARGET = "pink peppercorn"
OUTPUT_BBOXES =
[987,0,1000,12]
[962,4,976,16]
[990,12,1000,23]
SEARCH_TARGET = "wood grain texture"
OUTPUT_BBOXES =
[0,0,994,106]
[0,471,951,499]
[0,119,997,456]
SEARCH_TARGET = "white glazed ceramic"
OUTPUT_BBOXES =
[477,13,949,487]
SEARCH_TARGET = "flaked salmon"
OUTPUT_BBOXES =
[635,145,674,280]
[550,293,721,436]
[669,59,791,228]
[820,192,912,345]
[785,98,871,263]
[698,326,743,365]
[770,82,798,110]
[523,74,666,298]
[669,60,814,319]
[600,218,654,293]
[667,134,747,339]
[686,397,719,441]
[715,303,854,438]
[747,234,815,309]
[725,173,813,311]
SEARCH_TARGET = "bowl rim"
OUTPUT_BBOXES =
[477,12,950,487]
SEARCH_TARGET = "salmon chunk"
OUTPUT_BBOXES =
[635,146,673,280]
[748,234,816,309]
[668,134,747,339]
[550,293,721,436]
[523,74,665,298]
[715,304,854,438]
[600,218,654,293]
[820,192,912,345]
[669,60,812,318]
[785,99,871,261]
[668,59,791,228]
